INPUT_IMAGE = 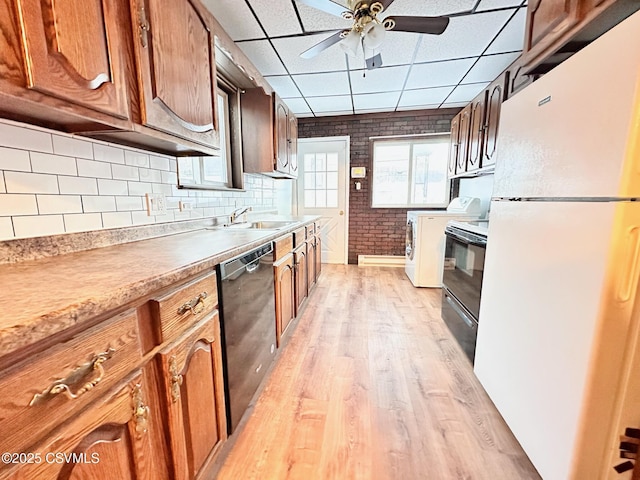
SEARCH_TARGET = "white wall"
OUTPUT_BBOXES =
[457,174,494,219]
[0,119,279,240]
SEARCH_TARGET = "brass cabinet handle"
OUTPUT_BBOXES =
[29,349,116,406]
[169,355,183,403]
[131,383,150,434]
[177,292,208,316]
[139,5,150,48]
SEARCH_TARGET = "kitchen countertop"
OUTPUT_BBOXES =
[0,215,319,359]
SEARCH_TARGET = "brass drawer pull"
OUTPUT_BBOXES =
[169,355,183,403]
[29,348,116,406]
[132,383,150,434]
[177,292,208,316]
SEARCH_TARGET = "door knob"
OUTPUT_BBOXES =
[339,210,344,216]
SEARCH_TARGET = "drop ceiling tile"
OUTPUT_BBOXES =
[486,7,526,54]
[282,98,312,115]
[446,82,490,103]
[355,107,396,114]
[292,71,351,96]
[383,0,477,16]
[200,0,265,41]
[462,51,520,83]
[398,86,455,107]
[238,40,287,76]
[353,91,401,110]
[265,75,301,98]
[316,110,354,117]
[296,3,352,32]
[396,103,443,112]
[306,95,353,113]
[476,0,525,11]
[414,9,513,62]
[405,57,476,90]
[248,0,303,37]
[272,33,349,74]
[356,32,420,68]
[349,65,409,94]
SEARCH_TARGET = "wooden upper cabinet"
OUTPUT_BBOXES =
[524,0,582,55]
[275,97,289,173]
[483,75,505,168]
[13,0,129,118]
[447,114,460,177]
[158,313,226,480]
[467,92,487,172]
[456,105,472,174]
[289,114,299,176]
[130,0,219,148]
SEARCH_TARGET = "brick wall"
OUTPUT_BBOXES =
[298,108,459,264]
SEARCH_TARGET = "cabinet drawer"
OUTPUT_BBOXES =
[0,309,142,456]
[274,234,293,261]
[293,227,306,248]
[149,271,218,343]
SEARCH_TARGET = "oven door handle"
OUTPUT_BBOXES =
[445,229,487,247]
[445,294,476,328]
[245,259,260,273]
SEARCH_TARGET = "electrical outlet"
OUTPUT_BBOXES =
[146,193,167,216]
[179,201,193,211]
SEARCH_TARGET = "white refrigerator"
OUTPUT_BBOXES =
[474,10,640,480]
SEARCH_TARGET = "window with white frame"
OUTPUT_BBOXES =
[371,134,450,208]
[303,152,340,208]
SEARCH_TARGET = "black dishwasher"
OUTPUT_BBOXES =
[217,242,276,433]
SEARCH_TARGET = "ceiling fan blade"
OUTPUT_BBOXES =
[383,15,450,35]
[300,30,349,59]
[365,53,383,70]
[294,0,352,18]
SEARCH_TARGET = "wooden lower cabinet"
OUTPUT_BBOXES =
[274,253,295,346]
[158,312,227,480]
[307,237,317,292]
[3,371,166,479]
[315,234,322,281]
[293,244,308,316]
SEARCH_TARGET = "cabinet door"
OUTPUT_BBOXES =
[524,0,582,54]
[467,92,487,172]
[456,106,472,174]
[158,313,226,480]
[288,114,298,177]
[274,97,289,174]
[307,237,317,292]
[274,253,295,346]
[6,372,166,479]
[447,114,460,177]
[131,0,219,147]
[506,61,536,99]
[14,0,129,118]
[315,234,322,282]
[483,80,504,168]
[294,245,308,316]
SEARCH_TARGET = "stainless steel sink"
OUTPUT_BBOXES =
[216,220,297,230]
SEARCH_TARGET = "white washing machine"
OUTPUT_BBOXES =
[405,197,482,287]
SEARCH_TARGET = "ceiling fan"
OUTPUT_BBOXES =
[295,0,450,69]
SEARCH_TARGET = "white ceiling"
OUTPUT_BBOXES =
[203,0,528,117]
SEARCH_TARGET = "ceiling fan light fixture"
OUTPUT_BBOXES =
[363,21,386,50]
[339,29,361,57]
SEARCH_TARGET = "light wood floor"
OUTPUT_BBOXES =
[216,265,541,480]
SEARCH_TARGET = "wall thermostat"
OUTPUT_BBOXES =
[351,167,366,178]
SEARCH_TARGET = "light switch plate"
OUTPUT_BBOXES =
[146,193,167,216]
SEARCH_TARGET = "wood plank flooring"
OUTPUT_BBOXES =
[216,265,541,480]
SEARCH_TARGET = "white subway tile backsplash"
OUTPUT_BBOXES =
[0,147,31,172]
[132,210,154,225]
[169,160,178,173]
[0,194,37,216]
[124,150,150,168]
[63,213,103,233]
[37,195,83,214]
[151,183,172,195]
[13,215,64,238]
[127,181,152,196]
[0,217,13,240]
[162,171,178,185]
[112,164,139,181]
[5,171,58,194]
[139,168,162,183]
[150,155,171,171]
[0,121,52,153]
[97,179,128,196]
[93,144,125,164]
[82,195,116,212]
[116,196,144,211]
[77,159,112,179]
[30,152,77,176]
[58,176,98,195]
[52,135,93,159]
[102,211,132,228]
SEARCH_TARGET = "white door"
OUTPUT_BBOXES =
[297,137,349,264]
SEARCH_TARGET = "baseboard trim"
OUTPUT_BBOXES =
[357,255,405,267]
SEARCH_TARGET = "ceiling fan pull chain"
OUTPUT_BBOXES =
[362,38,366,77]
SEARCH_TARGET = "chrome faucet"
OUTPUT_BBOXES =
[230,206,252,224]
